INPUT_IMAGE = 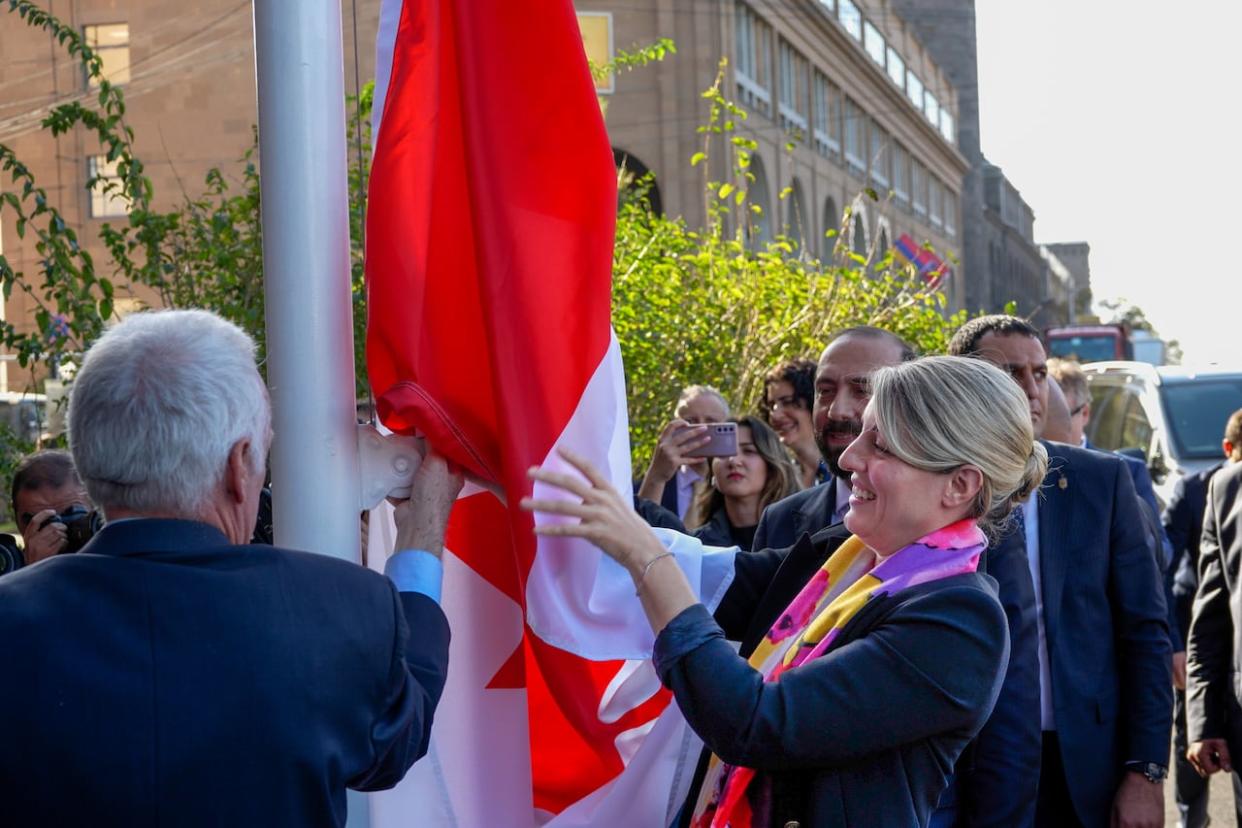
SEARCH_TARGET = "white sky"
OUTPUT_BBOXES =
[975,0,1239,365]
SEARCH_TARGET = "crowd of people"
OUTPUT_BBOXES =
[2,306,1241,828]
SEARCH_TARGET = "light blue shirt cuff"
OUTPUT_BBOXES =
[384,549,443,604]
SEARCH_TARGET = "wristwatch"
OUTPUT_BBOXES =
[1124,761,1167,784]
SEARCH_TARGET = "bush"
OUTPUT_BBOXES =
[613,67,965,468]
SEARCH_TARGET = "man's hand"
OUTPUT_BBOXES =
[21,510,67,565]
[1188,738,1233,778]
[636,419,709,501]
[1111,771,1163,828]
[1172,650,1187,690]
[391,451,464,558]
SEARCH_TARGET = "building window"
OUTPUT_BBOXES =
[787,178,808,251]
[735,3,772,116]
[886,47,905,90]
[843,98,865,175]
[83,23,130,86]
[923,90,940,128]
[818,0,836,13]
[906,72,924,112]
[869,121,889,188]
[851,206,868,256]
[88,155,129,218]
[892,143,909,204]
[939,109,955,144]
[822,196,839,258]
[944,187,957,238]
[863,21,885,66]
[812,71,841,157]
[777,40,808,133]
[838,0,862,41]
[911,160,927,217]
[747,153,773,246]
[929,178,943,229]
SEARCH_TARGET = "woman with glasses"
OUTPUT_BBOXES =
[761,359,826,489]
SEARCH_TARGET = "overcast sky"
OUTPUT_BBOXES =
[975,0,1237,365]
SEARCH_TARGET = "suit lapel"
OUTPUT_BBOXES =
[1038,445,1073,647]
[796,476,837,538]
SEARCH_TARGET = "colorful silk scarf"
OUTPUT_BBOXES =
[689,518,987,828]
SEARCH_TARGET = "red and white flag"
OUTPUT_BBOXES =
[363,0,736,825]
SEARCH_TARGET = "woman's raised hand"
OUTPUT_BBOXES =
[522,447,668,575]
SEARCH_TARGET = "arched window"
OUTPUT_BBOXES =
[612,148,663,216]
[786,178,807,254]
[822,196,839,258]
[747,153,773,246]
[850,204,868,258]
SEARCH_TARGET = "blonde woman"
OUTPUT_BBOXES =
[524,356,1046,827]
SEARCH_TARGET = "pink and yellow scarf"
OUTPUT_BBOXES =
[690,518,987,828]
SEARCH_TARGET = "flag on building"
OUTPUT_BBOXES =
[894,232,950,290]
[364,0,736,824]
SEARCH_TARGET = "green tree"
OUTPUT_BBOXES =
[2,10,970,478]
[614,64,966,467]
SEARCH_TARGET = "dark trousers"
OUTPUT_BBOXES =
[1173,688,1242,828]
[1036,732,1085,828]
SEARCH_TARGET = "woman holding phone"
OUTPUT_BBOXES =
[524,356,1045,827]
[684,417,800,551]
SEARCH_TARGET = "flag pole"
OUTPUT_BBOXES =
[252,1,368,824]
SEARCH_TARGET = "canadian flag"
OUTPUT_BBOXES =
[363,0,736,825]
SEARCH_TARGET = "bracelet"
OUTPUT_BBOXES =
[634,551,675,596]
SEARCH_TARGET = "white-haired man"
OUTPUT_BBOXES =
[0,310,459,826]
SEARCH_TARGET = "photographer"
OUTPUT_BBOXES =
[11,450,99,566]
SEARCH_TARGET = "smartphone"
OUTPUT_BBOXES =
[682,422,738,458]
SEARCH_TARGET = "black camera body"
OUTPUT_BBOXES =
[40,505,104,555]
[0,534,22,575]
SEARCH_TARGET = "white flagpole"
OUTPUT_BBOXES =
[252,1,368,825]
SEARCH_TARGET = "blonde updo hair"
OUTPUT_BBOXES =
[868,355,1048,539]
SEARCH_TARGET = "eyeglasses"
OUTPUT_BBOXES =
[767,395,803,412]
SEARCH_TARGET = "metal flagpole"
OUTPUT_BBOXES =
[252,1,369,825]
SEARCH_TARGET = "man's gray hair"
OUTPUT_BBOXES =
[68,309,271,518]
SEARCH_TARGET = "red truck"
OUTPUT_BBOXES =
[1045,324,1132,363]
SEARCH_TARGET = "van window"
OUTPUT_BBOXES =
[1161,379,1242,460]
[1087,385,1126,451]
[1118,392,1153,458]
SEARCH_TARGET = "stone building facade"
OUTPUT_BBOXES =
[579,0,971,309]
[0,0,379,390]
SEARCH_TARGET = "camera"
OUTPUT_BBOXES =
[39,505,104,554]
[0,534,22,575]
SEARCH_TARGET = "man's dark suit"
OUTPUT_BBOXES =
[1187,461,1242,762]
[751,475,839,553]
[1164,464,1238,827]
[946,520,1042,828]
[0,519,450,827]
[1166,465,1223,647]
[1035,442,1173,826]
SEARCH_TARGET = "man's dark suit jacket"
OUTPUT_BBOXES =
[1165,464,1223,647]
[0,519,450,827]
[751,475,839,553]
[661,547,1009,827]
[1037,442,1173,826]
[1187,461,1242,751]
[948,521,1042,828]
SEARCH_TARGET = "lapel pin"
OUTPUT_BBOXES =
[1058,476,1068,491]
